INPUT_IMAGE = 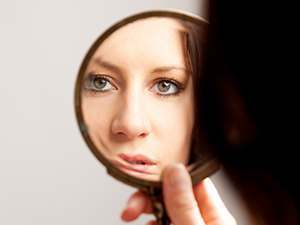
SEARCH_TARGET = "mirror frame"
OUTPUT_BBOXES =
[74,9,220,190]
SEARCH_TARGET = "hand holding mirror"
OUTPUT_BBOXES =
[74,9,220,225]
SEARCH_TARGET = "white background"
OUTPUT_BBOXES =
[0,1,252,224]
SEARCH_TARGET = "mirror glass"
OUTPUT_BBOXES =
[76,11,217,183]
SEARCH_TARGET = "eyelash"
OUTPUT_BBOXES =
[83,74,116,95]
[153,77,184,97]
[83,73,185,97]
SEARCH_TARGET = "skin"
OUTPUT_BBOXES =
[121,164,237,225]
[82,16,237,225]
[82,17,195,181]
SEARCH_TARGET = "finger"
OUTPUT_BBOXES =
[121,191,153,222]
[162,164,206,225]
[194,178,236,224]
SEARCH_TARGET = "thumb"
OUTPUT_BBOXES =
[162,164,206,225]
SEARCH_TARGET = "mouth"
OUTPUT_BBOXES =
[118,153,157,166]
[110,153,159,176]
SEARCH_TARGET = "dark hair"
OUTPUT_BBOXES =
[198,1,300,225]
[171,4,299,224]
[180,19,228,166]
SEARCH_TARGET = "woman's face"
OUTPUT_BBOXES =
[82,17,195,181]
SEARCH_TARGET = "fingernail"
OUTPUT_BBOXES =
[164,164,189,191]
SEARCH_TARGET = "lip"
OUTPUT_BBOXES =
[110,153,159,175]
[118,153,158,166]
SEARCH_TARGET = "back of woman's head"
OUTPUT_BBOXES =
[201,1,300,224]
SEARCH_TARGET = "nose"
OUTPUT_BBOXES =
[111,90,150,141]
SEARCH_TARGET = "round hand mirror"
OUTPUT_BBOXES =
[74,9,220,224]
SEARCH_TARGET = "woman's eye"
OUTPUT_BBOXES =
[152,80,180,96]
[85,74,115,92]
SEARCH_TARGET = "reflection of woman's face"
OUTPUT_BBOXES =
[82,18,194,181]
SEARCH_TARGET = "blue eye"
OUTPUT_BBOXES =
[152,80,181,96]
[85,74,115,92]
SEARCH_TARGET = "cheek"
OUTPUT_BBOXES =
[149,98,194,164]
[82,98,113,138]
[149,88,194,136]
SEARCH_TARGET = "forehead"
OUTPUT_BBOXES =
[91,17,187,68]
[115,16,185,36]
[104,17,186,45]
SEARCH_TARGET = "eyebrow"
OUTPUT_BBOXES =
[152,66,189,74]
[92,57,189,74]
[93,57,123,74]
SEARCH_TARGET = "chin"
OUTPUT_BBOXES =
[119,167,161,181]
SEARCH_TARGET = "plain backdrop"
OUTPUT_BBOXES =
[0,1,252,224]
